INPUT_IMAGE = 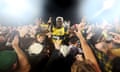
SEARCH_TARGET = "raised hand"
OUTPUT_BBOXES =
[12,35,19,48]
[109,32,120,44]
[74,22,85,38]
[54,40,62,50]
[47,17,52,24]
[64,20,70,28]
[12,35,31,72]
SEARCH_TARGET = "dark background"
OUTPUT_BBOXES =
[0,0,119,26]
[43,0,82,24]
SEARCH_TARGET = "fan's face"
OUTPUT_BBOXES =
[56,20,63,28]
[37,35,45,43]
[75,54,83,61]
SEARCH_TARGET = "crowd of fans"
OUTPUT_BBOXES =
[0,16,120,72]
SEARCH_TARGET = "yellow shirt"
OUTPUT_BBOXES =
[52,26,65,43]
[52,27,65,36]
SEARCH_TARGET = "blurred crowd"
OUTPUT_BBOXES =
[0,16,120,72]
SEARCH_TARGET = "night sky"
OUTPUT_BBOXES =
[43,0,82,24]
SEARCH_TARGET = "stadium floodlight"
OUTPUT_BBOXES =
[3,0,30,17]
[103,0,115,10]
[94,0,115,17]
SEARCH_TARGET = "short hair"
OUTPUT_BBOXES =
[56,17,64,22]
[71,60,96,72]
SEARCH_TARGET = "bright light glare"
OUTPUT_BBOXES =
[94,0,115,18]
[4,0,30,17]
[81,0,118,23]
[103,0,115,10]
[0,0,44,25]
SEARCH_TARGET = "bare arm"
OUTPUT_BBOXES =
[74,23,101,72]
[109,32,120,44]
[12,36,31,72]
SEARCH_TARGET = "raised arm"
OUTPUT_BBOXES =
[12,35,31,72]
[74,23,101,72]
